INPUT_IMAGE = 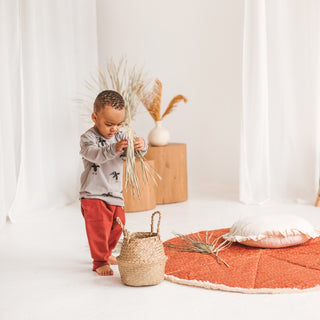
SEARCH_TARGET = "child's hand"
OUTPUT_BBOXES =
[134,137,145,151]
[116,139,128,153]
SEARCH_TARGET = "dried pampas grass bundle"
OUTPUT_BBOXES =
[136,79,187,122]
[76,57,160,198]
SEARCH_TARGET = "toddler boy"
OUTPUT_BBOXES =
[80,90,147,276]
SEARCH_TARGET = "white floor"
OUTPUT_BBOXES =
[1,192,320,320]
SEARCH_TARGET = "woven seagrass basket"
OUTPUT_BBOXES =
[116,211,167,287]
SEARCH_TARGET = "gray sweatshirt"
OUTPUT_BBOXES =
[79,127,147,206]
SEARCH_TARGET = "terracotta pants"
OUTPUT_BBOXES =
[81,198,125,271]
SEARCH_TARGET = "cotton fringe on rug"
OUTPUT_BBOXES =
[164,228,320,294]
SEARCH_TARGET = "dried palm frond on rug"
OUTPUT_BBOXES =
[164,231,231,267]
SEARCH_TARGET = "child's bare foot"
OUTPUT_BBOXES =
[108,255,118,265]
[95,265,113,276]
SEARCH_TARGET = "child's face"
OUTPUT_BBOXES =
[92,105,125,139]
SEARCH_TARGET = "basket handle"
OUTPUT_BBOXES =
[151,211,161,234]
[116,217,129,238]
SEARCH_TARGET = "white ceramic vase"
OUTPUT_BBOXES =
[148,121,170,146]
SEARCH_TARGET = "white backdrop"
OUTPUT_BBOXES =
[96,0,244,197]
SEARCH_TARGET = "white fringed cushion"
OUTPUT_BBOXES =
[222,215,320,248]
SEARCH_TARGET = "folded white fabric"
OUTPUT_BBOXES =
[222,214,320,248]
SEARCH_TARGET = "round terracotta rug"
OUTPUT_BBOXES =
[164,228,320,294]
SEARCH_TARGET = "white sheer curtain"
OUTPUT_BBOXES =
[240,0,320,205]
[0,0,98,227]
[0,0,22,227]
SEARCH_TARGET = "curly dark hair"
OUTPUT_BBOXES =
[94,90,125,112]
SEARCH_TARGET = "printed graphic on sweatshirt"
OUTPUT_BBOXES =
[97,137,106,147]
[91,163,100,175]
[110,171,120,181]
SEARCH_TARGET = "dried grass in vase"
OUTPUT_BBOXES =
[136,79,188,122]
[76,57,160,198]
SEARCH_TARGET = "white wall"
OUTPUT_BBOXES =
[96,0,244,198]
